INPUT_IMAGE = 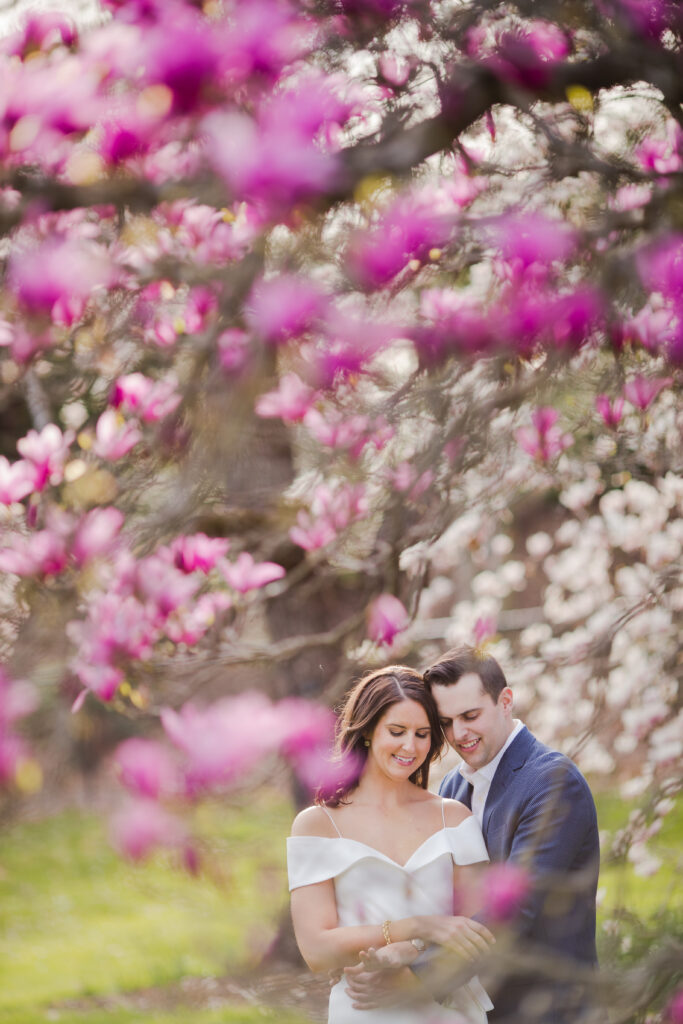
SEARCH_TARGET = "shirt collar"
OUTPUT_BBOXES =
[458,719,524,786]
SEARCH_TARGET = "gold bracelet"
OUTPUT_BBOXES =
[382,920,392,945]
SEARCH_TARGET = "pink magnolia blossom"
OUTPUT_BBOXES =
[164,592,231,645]
[624,301,679,353]
[9,239,113,319]
[4,11,77,58]
[246,276,327,345]
[516,407,573,461]
[595,395,624,429]
[256,373,317,423]
[278,698,360,798]
[303,409,370,454]
[111,373,181,422]
[114,738,178,799]
[73,507,124,566]
[473,616,497,648]
[623,374,673,410]
[93,409,142,460]
[367,593,410,646]
[488,212,576,274]
[203,79,341,212]
[161,693,286,792]
[169,533,230,573]
[480,863,530,921]
[0,456,36,504]
[289,511,338,552]
[142,12,220,115]
[135,555,200,617]
[110,798,186,861]
[0,530,68,577]
[17,424,73,490]
[667,988,683,1024]
[346,196,453,289]
[217,328,251,373]
[219,552,285,594]
[637,234,683,300]
[635,121,682,174]
[379,53,411,86]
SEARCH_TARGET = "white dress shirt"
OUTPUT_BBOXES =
[458,719,525,825]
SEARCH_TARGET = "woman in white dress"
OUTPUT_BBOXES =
[287,665,495,1023]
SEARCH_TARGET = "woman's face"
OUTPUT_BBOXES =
[366,698,432,780]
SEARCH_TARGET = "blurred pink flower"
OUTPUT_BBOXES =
[304,408,369,453]
[624,301,678,353]
[635,122,682,174]
[667,988,683,1024]
[346,196,453,289]
[9,239,112,319]
[17,424,73,490]
[219,552,285,594]
[488,212,576,273]
[143,13,220,114]
[110,798,186,861]
[246,276,327,345]
[161,693,287,792]
[4,11,77,58]
[481,863,530,921]
[203,81,341,211]
[93,410,142,460]
[595,395,624,429]
[0,668,37,785]
[637,234,683,300]
[473,616,497,647]
[164,592,231,645]
[111,373,181,422]
[135,555,199,617]
[289,511,338,552]
[379,53,410,86]
[367,594,410,646]
[255,373,317,423]
[114,738,178,799]
[217,328,251,373]
[516,407,573,461]
[0,530,68,577]
[169,533,230,573]
[73,507,124,566]
[0,456,36,504]
[623,374,672,410]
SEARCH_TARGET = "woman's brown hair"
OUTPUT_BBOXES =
[319,665,444,806]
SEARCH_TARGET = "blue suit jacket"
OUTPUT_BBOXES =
[439,726,599,1021]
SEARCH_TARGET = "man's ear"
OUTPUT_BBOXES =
[498,687,514,713]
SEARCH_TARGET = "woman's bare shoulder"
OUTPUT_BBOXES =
[441,797,473,827]
[290,804,338,838]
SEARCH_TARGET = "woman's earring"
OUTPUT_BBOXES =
[363,737,370,747]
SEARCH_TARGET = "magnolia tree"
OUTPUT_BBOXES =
[0,0,681,1016]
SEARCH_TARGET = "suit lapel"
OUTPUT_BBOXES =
[482,727,535,839]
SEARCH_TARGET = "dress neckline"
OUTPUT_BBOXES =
[289,817,473,870]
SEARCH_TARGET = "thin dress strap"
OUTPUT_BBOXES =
[441,798,447,829]
[319,804,343,838]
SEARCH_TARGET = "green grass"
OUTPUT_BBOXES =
[0,791,295,1015]
[595,790,683,919]
[2,1008,309,1024]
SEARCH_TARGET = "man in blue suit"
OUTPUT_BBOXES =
[425,645,600,1023]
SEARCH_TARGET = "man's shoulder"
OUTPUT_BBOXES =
[512,731,595,800]
[438,765,468,797]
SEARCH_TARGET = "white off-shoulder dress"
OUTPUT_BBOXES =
[287,806,493,1024]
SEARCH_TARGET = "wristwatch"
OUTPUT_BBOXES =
[411,938,426,952]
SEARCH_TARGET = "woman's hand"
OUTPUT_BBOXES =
[357,941,421,971]
[415,915,495,961]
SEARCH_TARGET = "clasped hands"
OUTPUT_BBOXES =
[338,916,495,1011]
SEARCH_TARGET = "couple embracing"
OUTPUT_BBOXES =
[287,646,600,1024]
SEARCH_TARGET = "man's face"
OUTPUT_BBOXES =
[431,672,514,770]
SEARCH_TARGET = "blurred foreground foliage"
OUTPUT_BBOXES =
[0,786,680,1024]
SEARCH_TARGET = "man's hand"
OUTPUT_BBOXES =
[417,914,495,961]
[344,959,424,1011]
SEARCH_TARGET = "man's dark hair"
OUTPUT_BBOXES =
[423,644,508,702]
